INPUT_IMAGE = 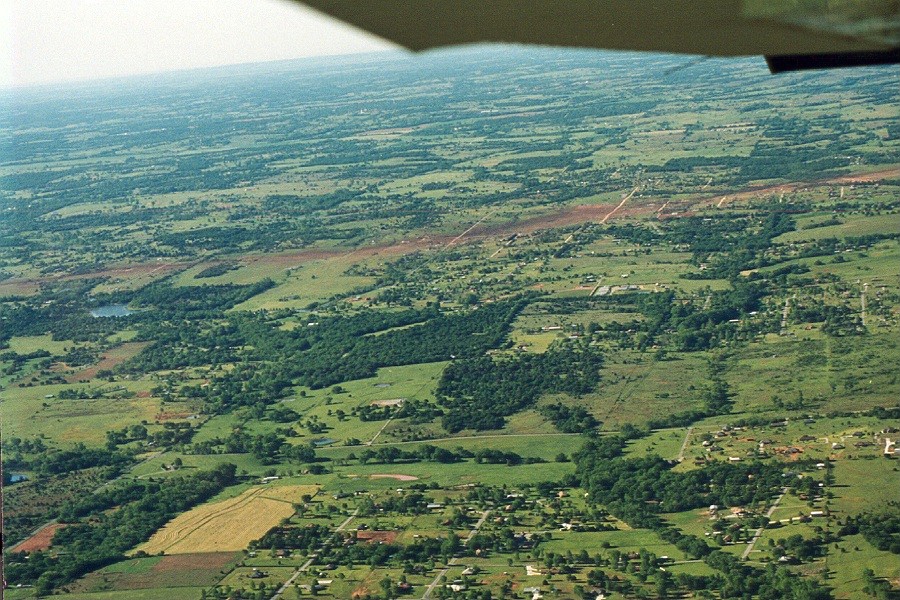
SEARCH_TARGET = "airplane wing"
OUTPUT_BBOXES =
[294,0,899,71]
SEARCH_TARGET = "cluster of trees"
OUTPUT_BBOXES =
[792,301,865,337]
[608,206,798,280]
[573,437,833,599]
[129,280,275,318]
[437,343,603,432]
[288,300,525,389]
[2,442,131,477]
[189,430,317,464]
[195,261,240,278]
[252,523,331,553]
[144,300,527,420]
[596,283,768,352]
[539,402,600,432]
[105,422,195,450]
[323,534,455,568]
[346,444,544,469]
[356,444,466,465]
[842,509,900,554]
[5,464,237,595]
[358,491,435,516]
[0,280,126,345]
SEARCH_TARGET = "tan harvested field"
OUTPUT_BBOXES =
[138,485,317,555]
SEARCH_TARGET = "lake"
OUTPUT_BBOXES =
[90,304,133,318]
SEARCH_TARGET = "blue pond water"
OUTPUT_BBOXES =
[90,304,133,318]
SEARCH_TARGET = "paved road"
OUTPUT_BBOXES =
[741,488,787,560]
[676,426,694,462]
[270,509,358,600]
[600,187,638,224]
[366,414,397,446]
[422,510,490,599]
[780,297,791,334]
[861,284,868,327]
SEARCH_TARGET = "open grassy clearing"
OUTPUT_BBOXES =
[1,384,160,445]
[7,334,74,355]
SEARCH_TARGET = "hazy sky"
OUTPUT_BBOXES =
[0,0,398,89]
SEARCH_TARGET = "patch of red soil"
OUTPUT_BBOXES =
[12,523,67,552]
[352,585,372,599]
[66,342,149,383]
[370,473,419,481]
[152,552,237,573]
[356,530,399,544]
[695,167,900,209]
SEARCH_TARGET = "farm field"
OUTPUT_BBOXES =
[139,485,318,554]
[2,46,898,600]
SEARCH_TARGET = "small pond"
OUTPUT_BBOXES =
[90,304,133,318]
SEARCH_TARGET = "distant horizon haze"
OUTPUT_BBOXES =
[1,0,398,89]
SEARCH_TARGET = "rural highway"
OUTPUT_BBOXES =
[600,186,639,224]
[676,426,694,462]
[861,284,868,327]
[780,297,792,334]
[741,488,787,560]
[270,508,358,600]
[366,413,398,445]
[421,510,490,599]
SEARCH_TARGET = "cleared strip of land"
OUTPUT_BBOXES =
[138,485,317,555]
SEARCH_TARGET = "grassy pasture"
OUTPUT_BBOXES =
[128,453,269,480]
[584,351,709,429]
[1,384,159,445]
[232,255,376,311]
[543,529,689,561]
[778,214,900,243]
[827,534,900,599]
[7,334,73,355]
[63,553,240,598]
